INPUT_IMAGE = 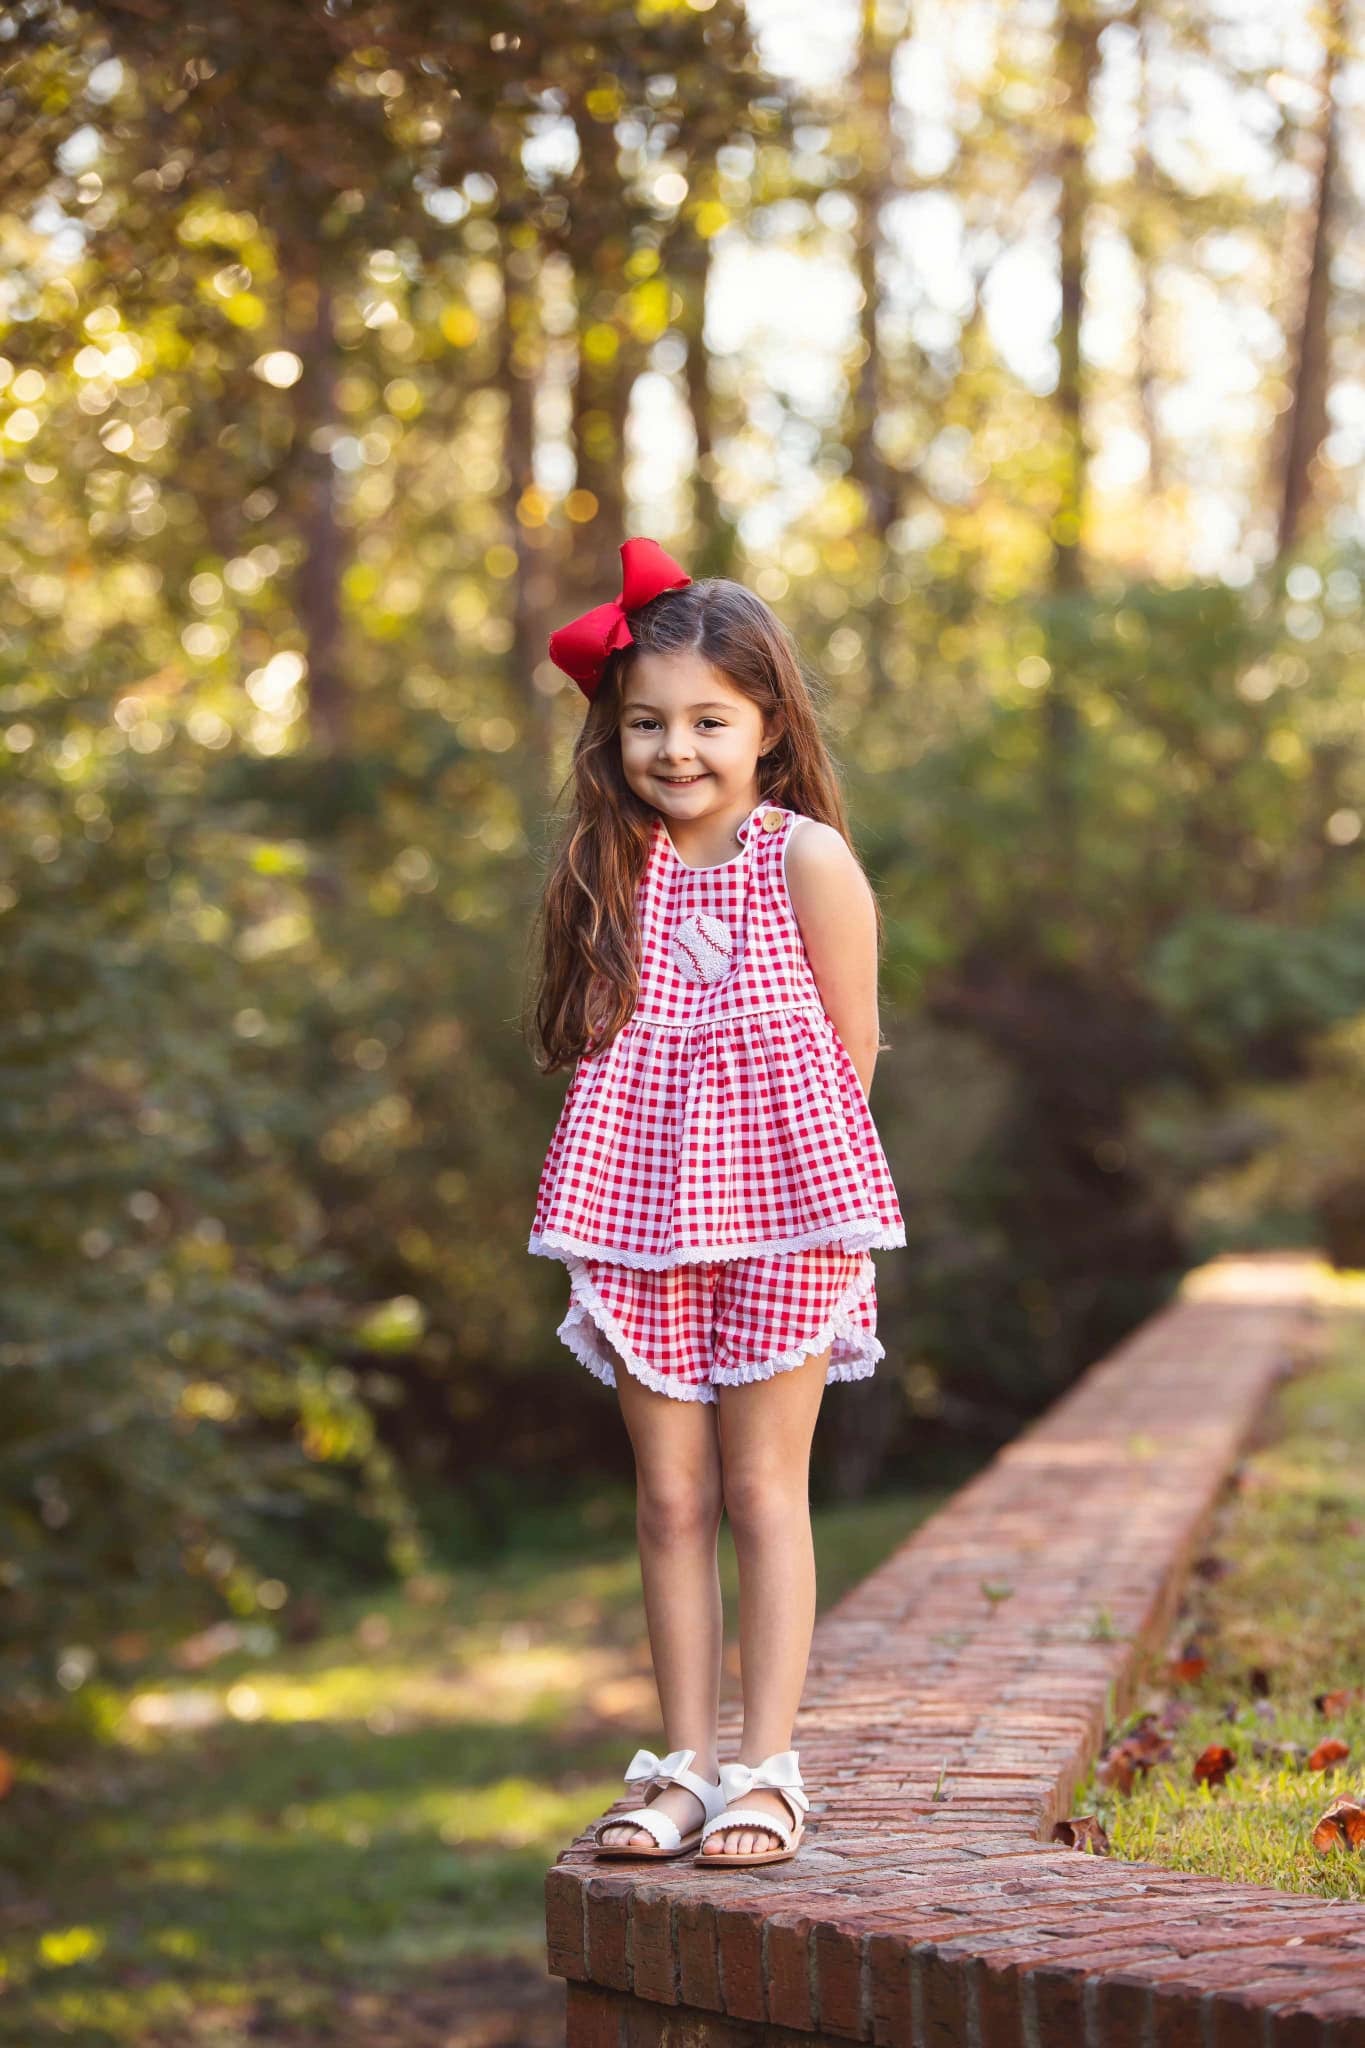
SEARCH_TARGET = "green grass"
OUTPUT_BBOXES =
[1076,1284,1365,1896]
[0,1478,960,2046]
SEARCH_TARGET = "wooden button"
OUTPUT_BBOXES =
[761,808,784,833]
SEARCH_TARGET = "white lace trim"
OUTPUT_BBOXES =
[554,1252,882,1402]
[530,1219,906,1268]
[557,1264,718,1403]
[628,998,826,1029]
[709,1257,883,1388]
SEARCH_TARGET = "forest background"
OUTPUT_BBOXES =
[2,0,1364,1728]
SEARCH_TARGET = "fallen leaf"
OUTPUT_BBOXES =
[1095,1717,1174,1793]
[1311,1798,1365,1854]
[1052,1813,1110,1854]
[1192,1744,1236,1787]
[1306,1737,1350,1773]
[1168,1637,1209,1684]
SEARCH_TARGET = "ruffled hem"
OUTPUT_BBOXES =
[557,1264,719,1403]
[555,1253,881,1405]
[528,1002,906,1271]
[529,1219,906,1269]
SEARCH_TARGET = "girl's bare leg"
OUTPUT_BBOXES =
[702,1344,830,1857]
[597,1367,726,1848]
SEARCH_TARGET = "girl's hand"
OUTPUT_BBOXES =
[784,822,882,1100]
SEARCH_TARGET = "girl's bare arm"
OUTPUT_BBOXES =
[783,821,881,1100]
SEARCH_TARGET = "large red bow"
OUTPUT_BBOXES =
[548,537,692,699]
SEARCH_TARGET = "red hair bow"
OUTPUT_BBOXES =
[548,536,692,699]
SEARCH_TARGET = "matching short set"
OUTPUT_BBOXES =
[527,800,906,1403]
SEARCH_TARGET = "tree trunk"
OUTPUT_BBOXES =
[848,0,898,545]
[283,259,346,755]
[1045,0,1099,890]
[677,228,736,577]
[494,227,555,777]
[567,92,632,595]
[1275,0,1343,565]
[1051,0,1098,600]
[1132,0,1165,498]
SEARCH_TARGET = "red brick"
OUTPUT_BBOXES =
[869,1931,913,2046]
[715,1902,766,2022]
[1153,1980,1222,2048]
[1094,1968,1155,2048]
[1023,1958,1095,2046]
[919,1940,976,2045]
[585,1877,632,1993]
[627,1886,678,2005]
[975,1956,1028,2048]
[812,1918,867,2037]
[675,1896,723,2012]
[565,1981,623,2048]
[1315,2000,1365,2045]
[763,1910,817,2032]
[546,1864,589,1982]
[1270,2007,1332,2048]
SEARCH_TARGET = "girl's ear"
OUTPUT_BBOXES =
[759,715,784,758]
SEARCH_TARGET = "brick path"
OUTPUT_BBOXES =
[546,1253,1365,2045]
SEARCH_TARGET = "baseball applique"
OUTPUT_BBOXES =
[670,912,735,986]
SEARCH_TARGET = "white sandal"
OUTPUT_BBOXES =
[591,1746,727,1860]
[696,1749,810,1868]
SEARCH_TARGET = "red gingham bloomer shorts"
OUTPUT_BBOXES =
[557,1246,882,1404]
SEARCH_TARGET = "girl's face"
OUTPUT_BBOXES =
[618,649,776,822]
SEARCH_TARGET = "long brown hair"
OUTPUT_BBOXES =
[526,577,878,1074]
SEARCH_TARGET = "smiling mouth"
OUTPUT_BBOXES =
[655,773,708,785]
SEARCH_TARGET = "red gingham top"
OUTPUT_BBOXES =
[528,800,906,1270]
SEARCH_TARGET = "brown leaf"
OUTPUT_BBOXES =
[0,1752,13,1800]
[1095,1720,1174,1794]
[1306,1737,1351,1772]
[1192,1744,1236,1787]
[1311,1798,1365,1854]
[1317,1686,1364,1718]
[1052,1813,1110,1854]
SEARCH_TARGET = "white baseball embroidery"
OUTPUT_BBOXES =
[670,912,735,986]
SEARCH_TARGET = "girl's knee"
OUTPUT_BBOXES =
[721,1465,807,1534]
[636,1473,723,1546]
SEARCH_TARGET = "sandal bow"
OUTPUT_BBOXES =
[591,1744,727,1860]
[718,1751,810,1810]
[623,1746,690,1785]
[698,1749,810,1868]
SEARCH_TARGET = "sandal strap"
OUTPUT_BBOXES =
[699,1805,799,1849]
[594,1805,686,1852]
[666,1763,728,1821]
[621,1745,725,1824]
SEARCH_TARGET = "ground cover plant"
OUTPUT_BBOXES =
[1074,1272,1365,1896]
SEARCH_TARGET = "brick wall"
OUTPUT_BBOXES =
[546,1254,1365,2045]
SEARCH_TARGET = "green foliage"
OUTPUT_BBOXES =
[0,0,1362,1725]
[1077,1293,1365,1894]
[0,638,422,1717]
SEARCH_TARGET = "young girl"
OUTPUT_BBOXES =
[526,537,905,1868]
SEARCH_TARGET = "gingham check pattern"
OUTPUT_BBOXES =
[528,802,907,1271]
[558,1245,882,1402]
